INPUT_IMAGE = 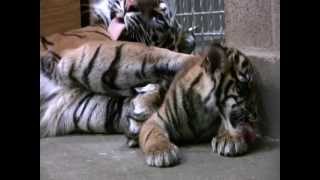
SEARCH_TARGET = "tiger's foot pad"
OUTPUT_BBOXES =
[212,133,248,157]
[145,143,180,167]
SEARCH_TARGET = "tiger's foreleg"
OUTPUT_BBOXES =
[211,120,250,157]
[138,110,180,167]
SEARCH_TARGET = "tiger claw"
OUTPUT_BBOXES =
[211,134,248,157]
[145,143,180,167]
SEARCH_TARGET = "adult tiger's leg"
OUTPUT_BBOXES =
[41,40,200,97]
[40,74,130,138]
[125,84,163,147]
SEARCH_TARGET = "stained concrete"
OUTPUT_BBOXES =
[40,135,279,180]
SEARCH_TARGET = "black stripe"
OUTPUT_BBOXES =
[203,87,215,104]
[40,36,54,49]
[104,98,114,133]
[157,112,165,122]
[171,87,179,121]
[60,32,86,39]
[234,53,240,64]
[157,110,182,139]
[215,73,225,101]
[164,102,176,130]
[181,88,196,137]
[215,73,227,119]
[114,98,124,131]
[82,30,111,38]
[154,61,175,77]
[42,92,58,103]
[224,80,234,97]
[82,45,102,89]
[56,97,81,135]
[164,108,181,138]
[135,57,148,79]
[141,57,147,78]
[48,51,61,61]
[78,94,93,122]
[187,72,203,93]
[104,98,123,133]
[87,103,98,132]
[68,63,85,88]
[110,98,123,130]
[102,44,125,91]
[73,93,94,130]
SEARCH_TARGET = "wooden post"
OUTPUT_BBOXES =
[40,0,81,36]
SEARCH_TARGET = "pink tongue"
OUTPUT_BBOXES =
[107,18,125,40]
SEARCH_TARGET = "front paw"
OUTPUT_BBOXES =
[144,142,180,167]
[211,133,248,157]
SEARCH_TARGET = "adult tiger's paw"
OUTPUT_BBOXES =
[211,132,248,157]
[144,142,180,167]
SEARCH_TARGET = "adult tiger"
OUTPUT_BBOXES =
[40,0,196,146]
[139,42,259,167]
[90,0,196,53]
[40,37,200,144]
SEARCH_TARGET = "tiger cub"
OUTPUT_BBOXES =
[139,42,259,167]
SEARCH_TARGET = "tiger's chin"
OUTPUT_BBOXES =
[211,122,257,157]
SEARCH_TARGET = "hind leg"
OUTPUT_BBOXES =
[125,84,163,147]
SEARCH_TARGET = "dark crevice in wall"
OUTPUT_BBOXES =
[81,0,90,27]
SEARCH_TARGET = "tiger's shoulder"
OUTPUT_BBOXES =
[40,25,112,56]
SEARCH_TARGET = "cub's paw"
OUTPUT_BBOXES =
[145,142,180,167]
[211,133,248,157]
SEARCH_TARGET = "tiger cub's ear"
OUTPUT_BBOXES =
[201,42,227,73]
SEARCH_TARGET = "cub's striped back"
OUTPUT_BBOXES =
[139,42,259,167]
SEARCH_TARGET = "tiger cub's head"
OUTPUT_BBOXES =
[91,0,195,53]
[201,42,259,152]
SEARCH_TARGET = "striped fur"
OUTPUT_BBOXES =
[40,0,196,141]
[90,0,195,53]
[139,42,259,167]
[40,28,201,138]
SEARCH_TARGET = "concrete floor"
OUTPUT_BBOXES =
[40,135,280,180]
